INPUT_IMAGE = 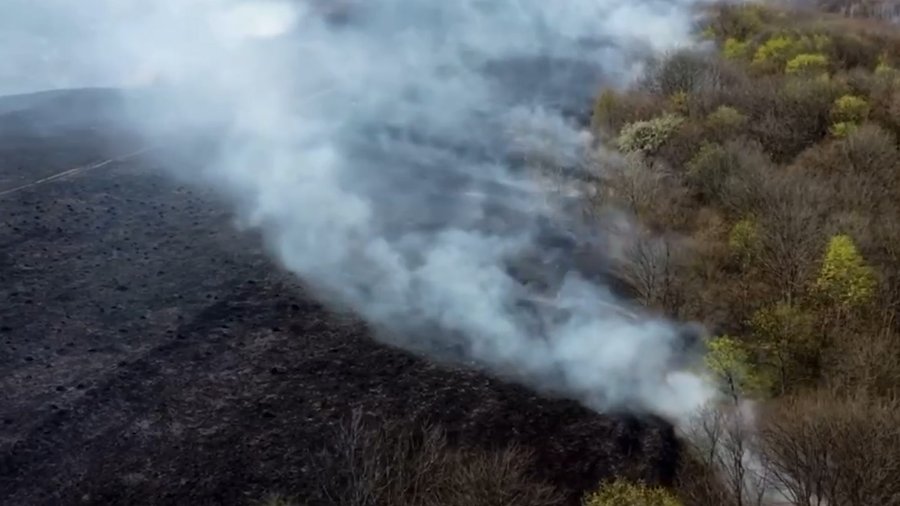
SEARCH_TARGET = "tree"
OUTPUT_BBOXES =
[749,303,817,393]
[761,393,900,506]
[755,171,829,304]
[704,335,767,404]
[617,114,684,154]
[815,234,876,310]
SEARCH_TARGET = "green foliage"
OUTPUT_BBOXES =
[875,54,896,76]
[616,113,684,153]
[723,37,750,60]
[750,303,817,392]
[753,35,796,69]
[752,303,815,344]
[831,95,870,124]
[816,234,876,308]
[686,142,732,202]
[705,335,767,401]
[753,33,831,73]
[669,91,689,114]
[592,89,619,133]
[829,121,858,138]
[714,4,766,40]
[706,105,746,130]
[728,218,760,263]
[786,53,829,75]
[582,480,681,506]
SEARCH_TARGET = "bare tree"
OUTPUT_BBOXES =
[304,411,561,506]
[681,403,775,506]
[760,392,900,506]
[753,170,830,305]
[615,232,688,317]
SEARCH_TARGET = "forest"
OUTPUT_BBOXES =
[582,1,900,503]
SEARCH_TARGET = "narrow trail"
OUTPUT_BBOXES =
[0,147,153,198]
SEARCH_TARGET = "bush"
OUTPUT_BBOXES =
[753,34,797,70]
[583,480,681,506]
[617,114,684,154]
[705,105,746,134]
[831,94,870,124]
[830,120,858,137]
[785,53,829,75]
[723,37,750,60]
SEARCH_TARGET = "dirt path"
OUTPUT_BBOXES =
[0,147,152,198]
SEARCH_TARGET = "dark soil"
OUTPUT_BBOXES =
[0,90,679,506]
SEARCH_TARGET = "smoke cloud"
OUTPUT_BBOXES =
[1,0,715,419]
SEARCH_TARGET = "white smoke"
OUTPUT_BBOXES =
[1,0,716,420]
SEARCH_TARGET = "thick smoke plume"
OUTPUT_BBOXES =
[1,0,715,419]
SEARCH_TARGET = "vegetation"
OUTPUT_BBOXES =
[582,480,682,506]
[588,1,900,504]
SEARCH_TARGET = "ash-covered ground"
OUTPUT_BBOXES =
[0,89,679,506]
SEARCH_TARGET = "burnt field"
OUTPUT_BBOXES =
[0,89,678,506]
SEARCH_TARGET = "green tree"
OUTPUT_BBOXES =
[729,217,761,266]
[753,35,797,71]
[815,234,876,310]
[723,37,750,60]
[583,480,681,506]
[785,53,829,75]
[750,303,817,393]
[831,95,870,124]
[616,113,684,154]
[705,335,766,404]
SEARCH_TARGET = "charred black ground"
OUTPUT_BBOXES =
[0,89,679,506]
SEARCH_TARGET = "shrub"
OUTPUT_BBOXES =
[583,479,681,506]
[830,94,870,124]
[875,58,896,76]
[830,120,858,137]
[753,35,797,70]
[785,53,829,75]
[723,37,750,60]
[706,105,746,131]
[617,113,684,154]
